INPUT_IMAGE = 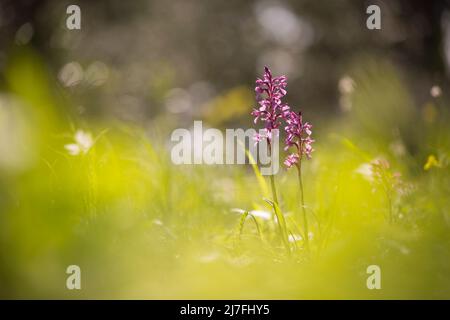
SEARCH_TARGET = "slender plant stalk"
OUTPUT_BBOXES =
[268,143,290,254]
[380,169,393,223]
[270,175,290,254]
[296,160,309,251]
[387,192,393,223]
[269,174,279,204]
[238,211,262,241]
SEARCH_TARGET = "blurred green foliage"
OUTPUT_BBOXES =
[0,49,449,299]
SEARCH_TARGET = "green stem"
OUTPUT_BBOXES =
[270,174,290,254]
[270,174,279,204]
[387,193,393,223]
[296,161,309,251]
[268,142,290,254]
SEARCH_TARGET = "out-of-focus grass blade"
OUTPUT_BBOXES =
[239,211,263,241]
[237,139,269,198]
[238,210,249,241]
[264,198,290,254]
[331,133,372,161]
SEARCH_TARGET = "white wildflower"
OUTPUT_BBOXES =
[64,130,93,156]
[430,85,442,98]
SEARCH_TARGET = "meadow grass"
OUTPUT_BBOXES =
[0,50,449,299]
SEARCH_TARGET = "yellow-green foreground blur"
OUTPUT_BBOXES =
[0,49,449,299]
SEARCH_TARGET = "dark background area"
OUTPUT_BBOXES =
[1,0,450,124]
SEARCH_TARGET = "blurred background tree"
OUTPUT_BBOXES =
[1,0,449,125]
